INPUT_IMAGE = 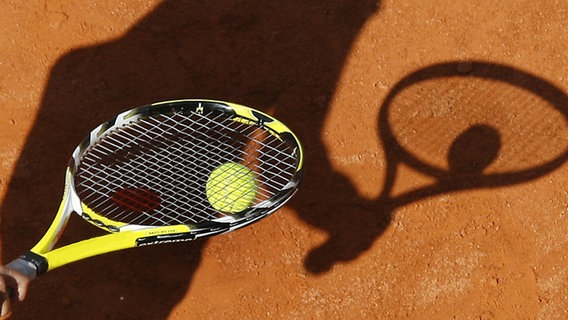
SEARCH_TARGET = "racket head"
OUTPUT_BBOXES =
[67,99,303,240]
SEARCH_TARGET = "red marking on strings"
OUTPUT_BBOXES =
[111,187,161,213]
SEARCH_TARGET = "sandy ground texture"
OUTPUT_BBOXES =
[1,0,568,319]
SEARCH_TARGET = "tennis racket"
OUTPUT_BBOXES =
[5,99,303,284]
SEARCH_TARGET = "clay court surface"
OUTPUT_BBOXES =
[1,1,567,319]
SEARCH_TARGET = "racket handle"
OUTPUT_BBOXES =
[6,258,38,281]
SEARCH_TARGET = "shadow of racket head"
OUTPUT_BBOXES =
[379,61,568,204]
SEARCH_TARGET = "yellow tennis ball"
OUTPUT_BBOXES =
[206,162,258,212]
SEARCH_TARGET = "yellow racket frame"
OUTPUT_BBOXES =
[8,99,303,278]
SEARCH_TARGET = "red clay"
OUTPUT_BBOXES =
[1,1,567,319]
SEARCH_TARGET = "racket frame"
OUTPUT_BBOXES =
[7,99,303,279]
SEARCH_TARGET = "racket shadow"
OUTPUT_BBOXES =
[303,61,568,274]
[1,0,380,318]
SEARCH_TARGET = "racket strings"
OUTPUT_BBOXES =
[74,110,297,227]
[236,123,296,200]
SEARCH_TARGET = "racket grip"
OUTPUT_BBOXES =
[5,258,38,281]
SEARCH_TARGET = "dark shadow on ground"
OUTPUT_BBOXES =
[303,61,568,273]
[1,0,380,318]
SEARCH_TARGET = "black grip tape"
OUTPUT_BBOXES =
[20,251,49,276]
